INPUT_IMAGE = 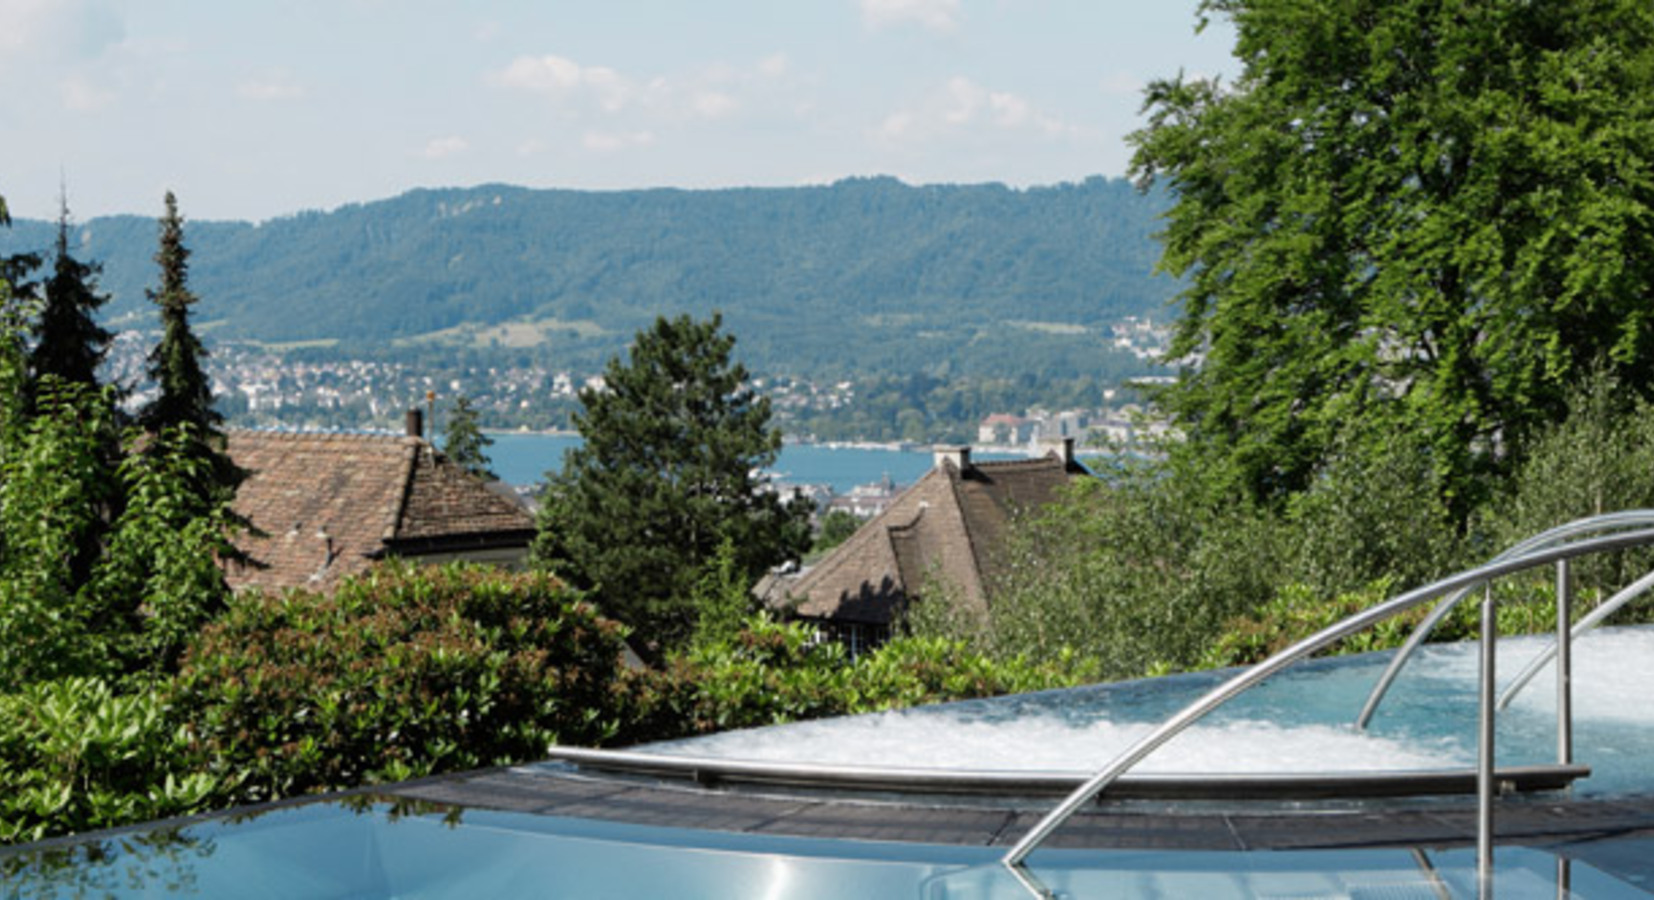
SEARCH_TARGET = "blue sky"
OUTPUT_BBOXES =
[1,0,1237,222]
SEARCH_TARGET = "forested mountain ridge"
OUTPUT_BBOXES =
[2,177,1174,379]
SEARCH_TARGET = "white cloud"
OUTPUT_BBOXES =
[692,90,737,119]
[489,54,635,112]
[60,73,114,111]
[238,71,305,101]
[757,53,789,79]
[582,130,655,153]
[860,0,960,33]
[878,76,1075,144]
[877,111,915,140]
[419,136,470,160]
[491,53,790,123]
[0,0,123,59]
[1099,71,1142,97]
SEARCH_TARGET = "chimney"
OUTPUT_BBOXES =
[1041,435,1077,467]
[405,408,424,439]
[933,445,972,472]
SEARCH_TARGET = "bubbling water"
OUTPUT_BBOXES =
[647,626,1654,794]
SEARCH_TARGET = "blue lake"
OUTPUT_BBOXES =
[482,432,1029,493]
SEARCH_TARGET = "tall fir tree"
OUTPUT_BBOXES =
[443,394,497,481]
[139,192,242,507]
[533,313,812,653]
[31,195,114,391]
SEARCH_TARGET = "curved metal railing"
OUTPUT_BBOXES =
[1497,566,1654,711]
[1002,520,1654,887]
[1355,511,1654,730]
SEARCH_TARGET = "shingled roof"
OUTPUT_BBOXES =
[775,444,1089,627]
[223,430,536,594]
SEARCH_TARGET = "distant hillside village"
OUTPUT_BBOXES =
[102,314,1176,457]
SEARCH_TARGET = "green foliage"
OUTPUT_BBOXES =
[0,179,1171,381]
[689,538,757,651]
[0,380,123,690]
[90,423,240,679]
[1281,422,1466,602]
[911,458,1287,681]
[615,615,1095,744]
[172,563,628,805]
[140,193,215,436]
[31,205,113,392]
[1200,580,1413,669]
[534,314,812,654]
[811,509,864,556]
[1135,0,1654,519]
[138,192,242,511]
[442,393,496,480]
[0,678,221,844]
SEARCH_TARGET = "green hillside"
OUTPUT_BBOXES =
[2,177,1174,379]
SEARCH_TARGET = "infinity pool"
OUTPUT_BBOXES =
[7,628,1654,897]
[7,797,1651,899]
[651,626,1654,795]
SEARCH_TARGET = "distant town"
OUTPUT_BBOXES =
[103,315,1178,455]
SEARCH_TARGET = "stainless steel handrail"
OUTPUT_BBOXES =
[1001,524,1654,872]
[1355,510,1654,731]
[1496,566,1654,711]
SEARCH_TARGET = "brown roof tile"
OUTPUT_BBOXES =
[776,450,1087,625]
[223,431,534,594]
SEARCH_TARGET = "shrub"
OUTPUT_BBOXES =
[912,459,1288,681]
[173,562,628,805]
[613,616,1095,745]
[0,678,220,845]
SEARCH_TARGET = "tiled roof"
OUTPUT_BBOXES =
[775,450,1086,625]
[223,431,535,594]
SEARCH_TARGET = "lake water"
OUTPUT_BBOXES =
[483,432,1031,493]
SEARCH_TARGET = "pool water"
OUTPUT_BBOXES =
[649,626,1654,795]
[5,799,1648,899]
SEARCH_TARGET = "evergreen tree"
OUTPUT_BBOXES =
[533,313,812,653]
[1132,0,1654,519]
[138,192,242,508]
[31,196,113,391]
[443,394,497,481]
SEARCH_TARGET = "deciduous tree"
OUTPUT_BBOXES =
[533,313,811,653]
[1133,0,1654,518]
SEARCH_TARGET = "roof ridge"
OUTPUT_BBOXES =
[229,428,418,447]
[941,461,990,603]
[970,454,1064,470]
[386,440,421,541]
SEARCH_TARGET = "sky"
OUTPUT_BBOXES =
[1,0,1238,223]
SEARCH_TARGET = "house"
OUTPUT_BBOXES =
[223,411,537,594]
[977,413,1035,446]
[770,438,1089,655]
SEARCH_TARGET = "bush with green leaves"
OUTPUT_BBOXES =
[909,454,1289,681]
[615,615,1095,744]
[0,379,123,690]
[927,373,1654,683]
[173,563,629,805]
[0,678,221,845]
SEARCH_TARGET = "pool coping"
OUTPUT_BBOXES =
[378,760,1654,854]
